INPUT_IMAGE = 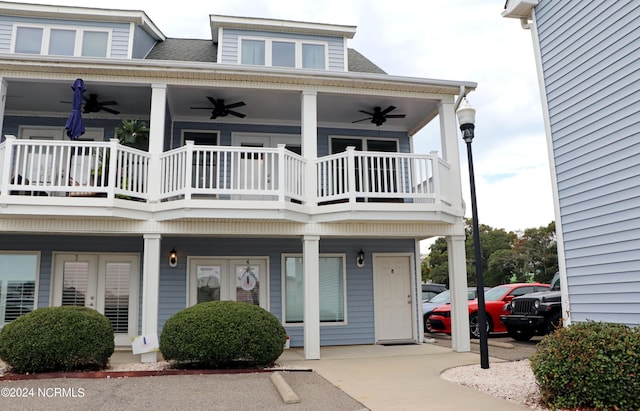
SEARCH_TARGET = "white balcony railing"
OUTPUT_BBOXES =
[0,137,452,210]
[0,136,149,200]
[316,147,448,205]
[159,142,305,202]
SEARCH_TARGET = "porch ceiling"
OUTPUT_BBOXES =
[3,78,442,133]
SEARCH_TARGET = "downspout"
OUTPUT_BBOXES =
[453,85,466,111]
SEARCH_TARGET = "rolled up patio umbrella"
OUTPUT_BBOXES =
[65,78,86,140]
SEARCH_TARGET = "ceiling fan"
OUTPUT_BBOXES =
[191,97,246,119]
[352,105,406,126]
[82,93,119,115]
[61,93,120,115]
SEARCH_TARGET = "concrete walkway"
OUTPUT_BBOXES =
[278,343,531,411]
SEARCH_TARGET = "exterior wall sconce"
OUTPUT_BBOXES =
[356,249,365,268]
[168,248,178,268]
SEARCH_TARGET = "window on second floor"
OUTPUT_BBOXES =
[14,25,110,58]
[240,37,327,69]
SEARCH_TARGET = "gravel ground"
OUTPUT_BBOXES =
[441,359,547,410]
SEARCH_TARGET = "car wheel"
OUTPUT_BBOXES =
[545,312,562,334]
[424,314,433,333]
[507,326,534,341]
[469,313,490,339]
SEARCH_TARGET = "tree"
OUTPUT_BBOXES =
[465,219,517,286]
[515,221,558,283]
[425,220,557,287]
[425,237,449,286]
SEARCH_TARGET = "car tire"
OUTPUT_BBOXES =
[424,314,433,333]
[507,326,534,341]
[469,312,490,339]
[545,311,562,334]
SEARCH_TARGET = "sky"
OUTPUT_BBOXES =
[21,0,556,243]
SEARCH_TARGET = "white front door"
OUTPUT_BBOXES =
[188,257,268,309]
[374,255,413,342]
[52,253,139,347]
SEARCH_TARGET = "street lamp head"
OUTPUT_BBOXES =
[456,97,476,143]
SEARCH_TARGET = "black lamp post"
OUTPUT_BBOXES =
[456,97,489,369]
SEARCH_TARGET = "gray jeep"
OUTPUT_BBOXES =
[499,272,562,341]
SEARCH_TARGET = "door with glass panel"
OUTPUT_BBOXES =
[232,134,301,200]
[52,254,139,346]
[188,258,267,309]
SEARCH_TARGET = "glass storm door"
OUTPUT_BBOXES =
[53,254,139,346]
[189,258,267,309]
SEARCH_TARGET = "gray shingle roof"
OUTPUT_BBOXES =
[347,48,386,74]
[145,38,216,62]
[144,38,386,74]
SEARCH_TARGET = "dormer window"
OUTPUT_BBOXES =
[239,37,327,69]
[13,25,110,57]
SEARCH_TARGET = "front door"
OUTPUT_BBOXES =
[52,253,139,347]
[188,257,268,309]
[374,254,413,342]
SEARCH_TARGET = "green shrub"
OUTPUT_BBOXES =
[160,301,286,368]
[0,306,114,374]
[530,321,640,410]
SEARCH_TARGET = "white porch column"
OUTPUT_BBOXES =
[439,101,464,210]
[301,90,318,206]
[147,84,167,203]
[447,234,471,352]
[303,235,320,360]
[0,78,7,137]
[141,233,161,363]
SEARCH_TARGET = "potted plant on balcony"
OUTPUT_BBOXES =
[115,119,149,151]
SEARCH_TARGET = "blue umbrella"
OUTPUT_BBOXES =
[65,78,86,140]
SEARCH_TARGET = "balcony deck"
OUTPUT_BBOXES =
[0,136,460,222]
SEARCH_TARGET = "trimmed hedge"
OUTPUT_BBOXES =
[0,306,114,374]
[530,321,640,410]
[160,301,286,368]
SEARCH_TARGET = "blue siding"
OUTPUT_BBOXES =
[132,25,157,59]
[159,237,414,346]
[219,28,346,71]
[536,0,640,326]
[0,16,129,59]
[0,20,11,53]
[0,235,143,310]
[172,121,411,154]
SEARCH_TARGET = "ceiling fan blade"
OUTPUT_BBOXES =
[190,106,213,109]
[225,101,246,109]
[227,110,246,118]
[100,106,120,115]
[359,110,375,116]
[381,105,397,115]
[206,96,218,106]
[99,100,118,106]
[352,117,373,123]
[385,114,406,119]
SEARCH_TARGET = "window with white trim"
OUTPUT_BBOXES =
[13,25,110,57]
[240,37,327,69]
[283,254,346,324]
[0,253,39,327]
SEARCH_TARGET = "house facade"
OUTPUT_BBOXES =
[503,0,640,328]
[0,1,477,361]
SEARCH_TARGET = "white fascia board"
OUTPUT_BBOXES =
[210,14,357,42]
[0,1,165,41]
[502,0,538,19]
